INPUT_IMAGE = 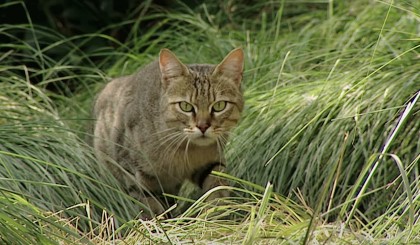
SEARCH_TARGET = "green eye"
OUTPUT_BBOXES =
[212,101,227,112]
[179,101,194,112]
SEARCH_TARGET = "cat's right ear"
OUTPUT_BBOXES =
[159,49,189,87]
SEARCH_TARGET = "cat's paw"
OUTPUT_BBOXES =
[139,196,166,219]
[201,172,230,205]
[205,188,229,201]
[202,186,230,209]
[198,187,232,219]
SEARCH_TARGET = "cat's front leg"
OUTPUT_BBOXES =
[191,162,230,202]
[126,170,168,219]
[127,184,166,218]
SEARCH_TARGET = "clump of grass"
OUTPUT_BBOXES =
[0,2,147,233]
[0,76,146,232]
[227,0,419,221]
[0,190,84,244]
[121,180,311,244]
[0,0,419,244]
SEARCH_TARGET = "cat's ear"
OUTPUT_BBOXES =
[213,48,244,85]
[159,49,189,85]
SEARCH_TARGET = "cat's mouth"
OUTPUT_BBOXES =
[182,127,218,146]
[189,131,217,146]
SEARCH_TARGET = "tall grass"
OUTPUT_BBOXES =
[231,0,419,214]
[0,0,419,243]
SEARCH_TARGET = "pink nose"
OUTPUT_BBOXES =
[197,123,210,134]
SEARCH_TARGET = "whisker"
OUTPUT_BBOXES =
[219,133,241,164]
[150,132,182,156]
[154,131,182,147]
[160,133,183,161]
[154,134,183,179]
[216,137,224,164]
[149,127,178,136]
[165,134,188,179]
[184,137,191,165]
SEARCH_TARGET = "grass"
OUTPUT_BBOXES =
[0,0,419,244]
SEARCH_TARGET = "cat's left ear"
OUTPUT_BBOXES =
[159,49,189,85]
[213,48,244,85]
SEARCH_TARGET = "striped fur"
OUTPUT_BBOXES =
[92,48,244,217]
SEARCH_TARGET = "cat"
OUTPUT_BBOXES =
[92,48,244,217]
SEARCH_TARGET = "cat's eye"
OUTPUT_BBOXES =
[212,101,227,112]
[179,101,194,112]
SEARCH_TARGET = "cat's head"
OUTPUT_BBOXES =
[159,48,244,147]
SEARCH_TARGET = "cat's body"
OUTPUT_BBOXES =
[93,48,244,216]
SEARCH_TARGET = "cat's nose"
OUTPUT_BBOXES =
[197,123,210,134]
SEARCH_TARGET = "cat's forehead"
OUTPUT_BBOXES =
[165,63,238,104]
[187,64,215,74]
[188,66,215,104]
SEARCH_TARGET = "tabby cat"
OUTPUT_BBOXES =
[93,48,244,217]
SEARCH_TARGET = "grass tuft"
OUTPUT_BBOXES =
[0,0,419,243]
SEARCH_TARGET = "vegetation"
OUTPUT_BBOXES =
[0,0,419,243]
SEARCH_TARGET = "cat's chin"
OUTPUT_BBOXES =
[190,137,216,146]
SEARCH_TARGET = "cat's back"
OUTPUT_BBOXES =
[94,60,161,116]
[94,75,131,114]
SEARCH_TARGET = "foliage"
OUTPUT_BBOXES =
[0,0,419,244]
[228,0,419,220]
